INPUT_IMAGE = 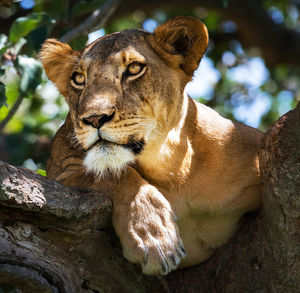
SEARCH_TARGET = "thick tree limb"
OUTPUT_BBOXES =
[0,103,299,292]
[0,161,111,219]
[0,161,165,292]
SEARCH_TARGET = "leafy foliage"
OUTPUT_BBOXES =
[36,169,47,176]
[9,12,54,43]
[15,56,43,95]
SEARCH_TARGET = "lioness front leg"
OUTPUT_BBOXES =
[112,168,186,275]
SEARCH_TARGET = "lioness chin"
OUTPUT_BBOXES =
[41,16,262,275]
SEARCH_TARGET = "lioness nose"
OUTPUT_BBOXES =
[82,112,115,128]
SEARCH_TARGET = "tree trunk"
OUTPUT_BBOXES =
[0,103,299,292]
[166,102,300,292]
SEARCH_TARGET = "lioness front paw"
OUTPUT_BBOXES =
[113,185,186,275]
[140,232,186,275]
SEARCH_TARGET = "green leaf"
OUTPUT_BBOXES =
[0,34,8,55]
[0,82,7,109]
[9,12,54,43]
[204,11,219,31]
[10,37,27,56]
[0,34,11,59]
[36,169,46,176]
[25,26,48,54]
[15,56,43,96]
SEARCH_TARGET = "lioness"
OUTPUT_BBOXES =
[41,16,262,275]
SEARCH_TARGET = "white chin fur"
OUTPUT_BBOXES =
[83,143,135,178]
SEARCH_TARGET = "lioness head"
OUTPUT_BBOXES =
[41,16,208,177]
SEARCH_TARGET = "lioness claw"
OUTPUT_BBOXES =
[141,241,186,275]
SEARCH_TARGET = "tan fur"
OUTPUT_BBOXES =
[40,39,80,97]
[41,16,262,275]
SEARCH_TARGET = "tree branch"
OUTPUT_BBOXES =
[0,161,166,292]
[0,161,111,219]
[59,0,121,43]
[0,94,24,132]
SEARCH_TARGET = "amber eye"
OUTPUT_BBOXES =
[127,63,143,75]
[71,72,85,86]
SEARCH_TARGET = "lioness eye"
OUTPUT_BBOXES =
[71,72,85,86]
[127,63,143,75]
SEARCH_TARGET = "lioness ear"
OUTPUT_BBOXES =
[40,39,80,97]
[149,16,208,76]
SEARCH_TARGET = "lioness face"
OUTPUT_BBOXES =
[69,31,184,177]
[41,17,208,177]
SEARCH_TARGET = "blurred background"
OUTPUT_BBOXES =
[0,0,299,174]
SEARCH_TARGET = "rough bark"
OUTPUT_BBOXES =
[0,103,299,292]
[0,163,165,292]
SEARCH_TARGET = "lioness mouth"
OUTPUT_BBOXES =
[88,138,145,155]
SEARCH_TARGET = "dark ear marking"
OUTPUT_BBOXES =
[148,16,209,76]
[172,34,193,57]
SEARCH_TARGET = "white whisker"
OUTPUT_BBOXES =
[67,131,83,150]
